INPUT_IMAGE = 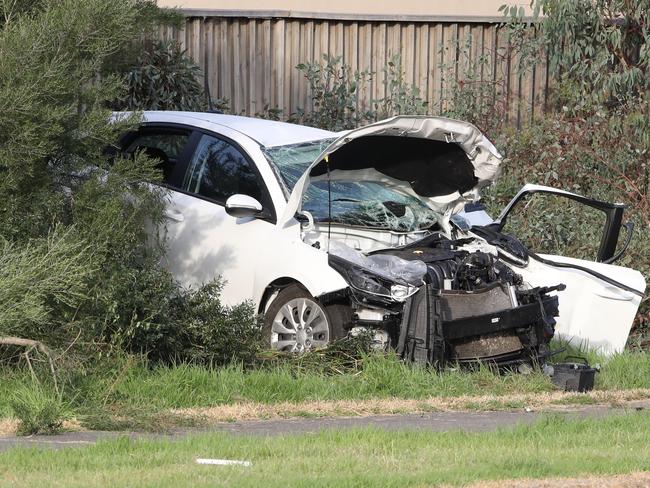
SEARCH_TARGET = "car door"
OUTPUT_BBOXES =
[489,184,646,354]
[162,131,278,306]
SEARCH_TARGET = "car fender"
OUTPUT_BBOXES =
[252,221,349,309]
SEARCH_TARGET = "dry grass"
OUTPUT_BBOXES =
[0,418,18,436]
[461,471,650,488]
[3,389,649,436]
[171,388,650,423]
[0,418,82,437]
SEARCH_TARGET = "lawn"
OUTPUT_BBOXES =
[2,411,650,487]
[2,350,650,432]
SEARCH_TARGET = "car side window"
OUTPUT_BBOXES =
[123,130,191,186]
[183,134,263,204]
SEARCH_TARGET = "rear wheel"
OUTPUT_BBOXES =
[263,285,346,352]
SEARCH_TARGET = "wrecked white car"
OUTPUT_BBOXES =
[118,113,646,367]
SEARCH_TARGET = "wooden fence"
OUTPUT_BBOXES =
[159,14,550,128]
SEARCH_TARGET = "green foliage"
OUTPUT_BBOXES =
[487,1,650,333]
[0,0,259,371]
[111,280,263,366]
[0,230,93,342]
[534,0,649,109]
[113,39,208,111]
[374,54,428,119]
[295,54,374,131]
[10,382,71,435]
[254,104,283,121]
[484,108,650,331]
[438,36,512,135]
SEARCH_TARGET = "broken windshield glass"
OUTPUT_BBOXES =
[264,141,440,232]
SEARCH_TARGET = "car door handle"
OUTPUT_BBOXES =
[164,209,185,222]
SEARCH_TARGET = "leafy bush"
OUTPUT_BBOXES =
[533,0,649,109]
[110,280,263,366]
[0,0,259,370]
[113,39,208,111]
[10,383,71,435]
[0,230,92,342]
[374,54,428,119]
[294,55,374,131]
[483,0,650,335]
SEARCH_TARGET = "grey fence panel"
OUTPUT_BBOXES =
[160,16,549,127]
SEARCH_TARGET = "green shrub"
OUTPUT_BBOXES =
[294,54,374,131]
[373,54,428,119]
[0,0,260,369]
[113,39,208,111]
[10,383,71,435]
[108,280,263,366]
[484,108,650,332]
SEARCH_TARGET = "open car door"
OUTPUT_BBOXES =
[475,184,646,355]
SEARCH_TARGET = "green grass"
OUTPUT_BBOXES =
[97,351,650,409]
[2,411,650,487]
[0,354,556,417]
[105,356,555,409]
[3,350,650,432]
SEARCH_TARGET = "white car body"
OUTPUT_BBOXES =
[118,111,646,358]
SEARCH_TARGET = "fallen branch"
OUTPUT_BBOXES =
[0,336,59,395]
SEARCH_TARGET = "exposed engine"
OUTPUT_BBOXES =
[328,232,563,369]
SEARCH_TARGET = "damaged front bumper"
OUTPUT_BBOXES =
[326,237,566,368]
[396,282,562,368]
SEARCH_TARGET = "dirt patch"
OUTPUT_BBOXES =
[0,419,83,438]
[0,418,18,437]
[459,471,650,487]
[171,389,650,423]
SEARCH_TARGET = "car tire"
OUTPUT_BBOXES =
[263,284,347,352]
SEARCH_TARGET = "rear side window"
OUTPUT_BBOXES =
[124,130,191,185]
[183,134,263,204]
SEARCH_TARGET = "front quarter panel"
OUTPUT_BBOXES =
[252,221,349,309]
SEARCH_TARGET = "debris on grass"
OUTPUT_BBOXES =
[195,458,252,467]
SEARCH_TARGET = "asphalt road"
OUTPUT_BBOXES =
[1,403,646,452]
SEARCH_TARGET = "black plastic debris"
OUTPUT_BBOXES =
[551,357,598,392]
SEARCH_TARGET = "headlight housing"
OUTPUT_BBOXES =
[330,255,419,302]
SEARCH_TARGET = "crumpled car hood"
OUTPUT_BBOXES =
[281,116,503,232]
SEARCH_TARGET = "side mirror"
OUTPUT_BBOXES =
[225,194,263,218]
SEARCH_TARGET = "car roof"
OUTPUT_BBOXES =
[139,111,336,148]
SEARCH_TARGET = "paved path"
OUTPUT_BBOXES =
[0,402,646,452]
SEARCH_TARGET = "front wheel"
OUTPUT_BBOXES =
[264,285,344,352]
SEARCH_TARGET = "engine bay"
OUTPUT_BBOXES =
[325,230,563,368]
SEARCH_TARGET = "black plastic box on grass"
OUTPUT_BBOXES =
[551,360,598,392]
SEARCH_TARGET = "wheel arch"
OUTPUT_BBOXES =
[257,277,307,315]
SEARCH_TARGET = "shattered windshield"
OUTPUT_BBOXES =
[264,141,439,232]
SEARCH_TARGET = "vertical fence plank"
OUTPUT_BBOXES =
[261,20,271,110]
[219,19,231,106]
[246,20,256,115]
[288,20,301,115]
[271,19,285,114]
[429,24,443,114]
[358,22,373,112]
[372,22,387,104]
[401,23,416,88]
[299,20,314,112]
[415,24,429,109]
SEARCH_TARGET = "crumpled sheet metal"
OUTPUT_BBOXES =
[329,240,427,285]
[281,115,503,228]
